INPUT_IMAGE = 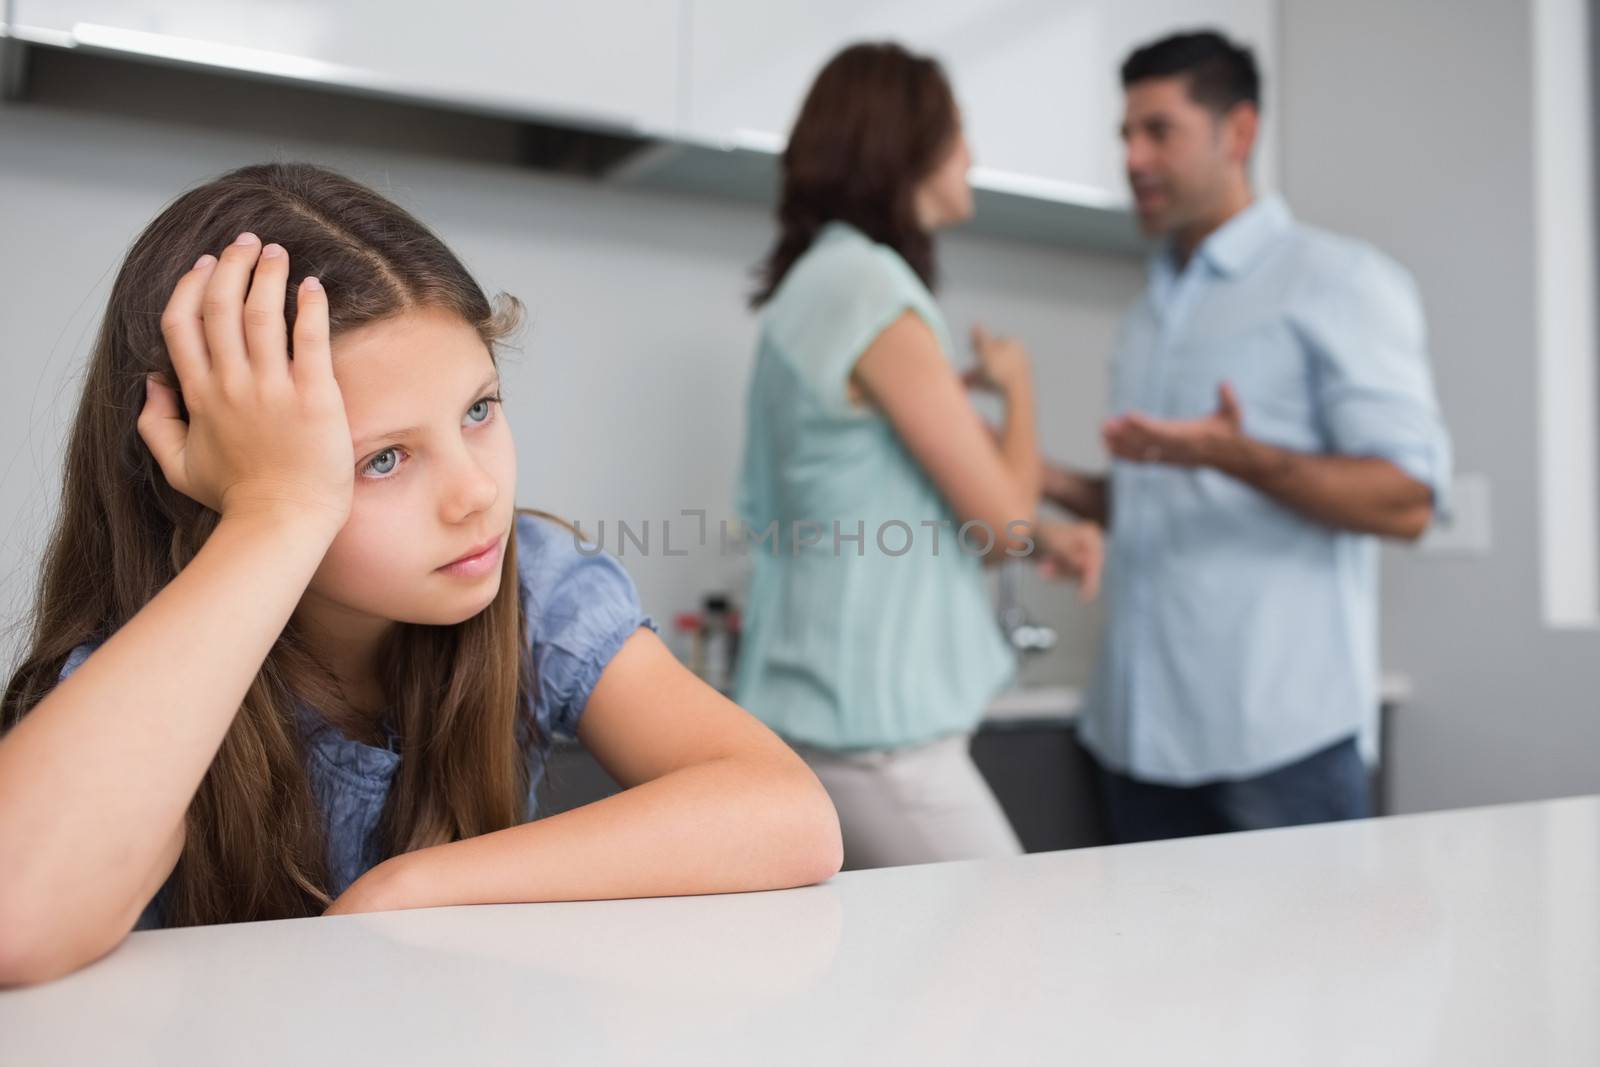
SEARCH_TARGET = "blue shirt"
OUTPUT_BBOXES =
[56,513,653,928]
[734,221,1016,750]
[1079,196,1452,784]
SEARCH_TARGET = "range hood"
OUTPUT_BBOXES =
[0,19,1147,255]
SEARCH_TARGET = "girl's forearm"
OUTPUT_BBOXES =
[346,754,841,912]
[0,508,340,979]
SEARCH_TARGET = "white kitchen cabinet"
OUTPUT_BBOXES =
[3,1,1217,249]
[8,0,686,133]
[685,0,1278,203]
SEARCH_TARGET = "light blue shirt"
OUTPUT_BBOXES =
[1079,196,1452,784]
[56,513,653,928]
[734,221,1016,750]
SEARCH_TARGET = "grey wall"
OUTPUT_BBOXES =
[1281,0,1600,813]
[0,51,1140,688]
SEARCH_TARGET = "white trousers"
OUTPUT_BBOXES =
[794,732,1024,870]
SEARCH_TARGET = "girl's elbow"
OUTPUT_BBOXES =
[0,911,122,988]
[804,806,845,884]
[0,881,138,987]
[791,779,844,885]
[0,941,72,989]
[779,822,842,889]
[0,889,47,986]
[763,762,843,887]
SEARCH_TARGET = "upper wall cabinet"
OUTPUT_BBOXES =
[684,0,1278,204]
[8,0,687,133]
[4,1,1277,251]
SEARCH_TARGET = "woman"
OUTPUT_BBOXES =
[734,43,1102,869]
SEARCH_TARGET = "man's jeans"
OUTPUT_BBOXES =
[1090,735,1373,845]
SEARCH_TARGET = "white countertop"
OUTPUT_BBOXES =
[3,795,1595,1065]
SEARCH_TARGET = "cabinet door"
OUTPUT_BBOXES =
[10,0,685,133]
[687,0,1276,200]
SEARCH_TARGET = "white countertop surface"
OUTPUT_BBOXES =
[3,794,1595,1066]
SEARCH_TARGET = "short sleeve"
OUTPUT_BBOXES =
[57,642,98,683]
[516,513,656,742]
[765,232,949,410]
[1292,244,1454,513]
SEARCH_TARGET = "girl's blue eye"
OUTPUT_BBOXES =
[365,448,399,476]
[359,396,496,480]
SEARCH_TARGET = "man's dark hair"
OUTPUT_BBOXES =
[1120,30,1260,115]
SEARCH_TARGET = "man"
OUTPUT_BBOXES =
[1046,31,1451,843]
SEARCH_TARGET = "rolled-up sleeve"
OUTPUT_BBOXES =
[516,514,656,742]
[1294,247,1454,513]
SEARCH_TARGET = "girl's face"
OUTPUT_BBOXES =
[300,306,517,633]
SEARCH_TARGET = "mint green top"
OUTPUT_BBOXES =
[733,222,1016,751]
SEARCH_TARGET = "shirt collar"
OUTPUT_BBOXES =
[1150,194,1293,284]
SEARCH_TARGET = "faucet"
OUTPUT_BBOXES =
[996,559,1057,656]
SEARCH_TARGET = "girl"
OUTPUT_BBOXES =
[734,43,1103,870]
[0,162,842,986]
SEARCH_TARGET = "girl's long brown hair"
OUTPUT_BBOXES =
[1,162,534,926]
[751,41,959,307]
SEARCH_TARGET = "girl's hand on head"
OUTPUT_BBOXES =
[138,233,355,535]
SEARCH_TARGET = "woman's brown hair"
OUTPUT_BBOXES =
[751,41,960,307]
[1,162,534,926]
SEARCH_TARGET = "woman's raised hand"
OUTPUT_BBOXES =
[965,324,1034,395]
